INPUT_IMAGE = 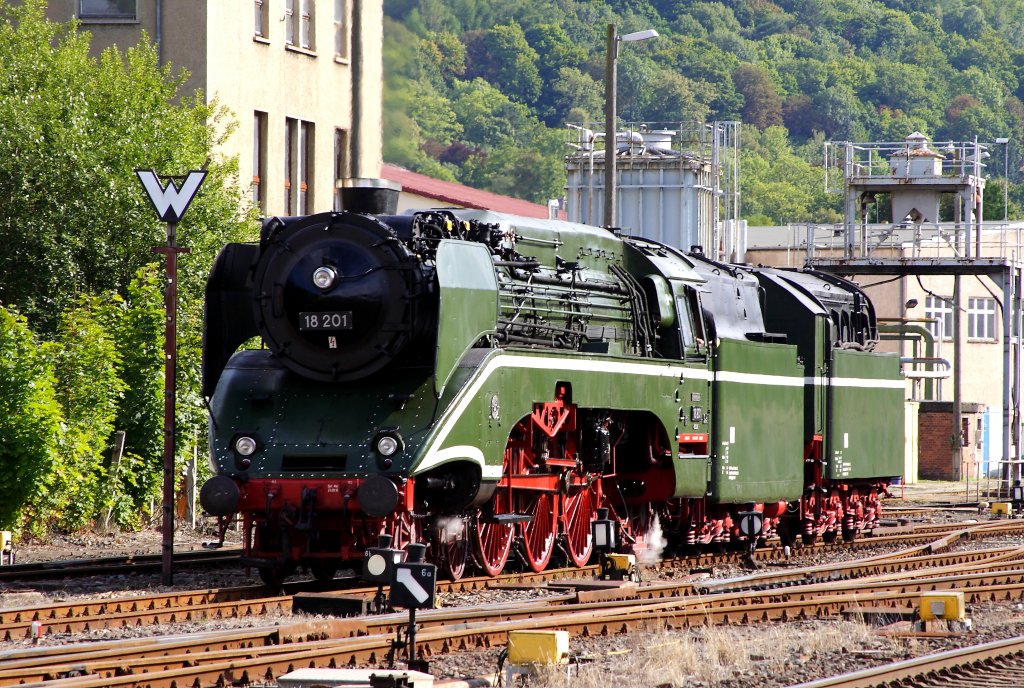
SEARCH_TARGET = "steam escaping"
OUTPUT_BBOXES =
[638,513,667,566]
[437,515,465,540]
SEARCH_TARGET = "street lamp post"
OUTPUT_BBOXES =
[603,25,658,228]
[996,137,1010,226]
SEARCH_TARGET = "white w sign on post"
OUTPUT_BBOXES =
[135,169,207,224]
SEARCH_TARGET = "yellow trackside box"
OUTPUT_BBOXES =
[507,630,570,666]
[608,553,636,571]
[992,502,1012,515]
[919,591,965,621]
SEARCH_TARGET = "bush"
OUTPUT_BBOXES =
[43,296,127,531]
[0,307,62,532]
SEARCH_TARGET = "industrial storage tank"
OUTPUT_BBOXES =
[564,122,740,259]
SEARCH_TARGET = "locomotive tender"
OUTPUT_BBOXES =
[199,193,905,584]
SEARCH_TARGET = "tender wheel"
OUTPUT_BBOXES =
[822,529,838,544]
[801,531,818,546]
[518,490,558,572]
[472,488,513,576]
[257,563,294,587]
[841,528,857,543]
[310,562,337,582]
[561,480,597,567]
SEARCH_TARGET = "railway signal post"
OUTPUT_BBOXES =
[362,534,404,613]
[388,543,436,673]
[136,168,207,586]
[737,508,763,568]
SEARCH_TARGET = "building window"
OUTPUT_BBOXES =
[299,121,314,215]
[286,0,315,50]
[334,0,348,59]
[333,128,349,211]
[79,0,136,19]
[968,297,997,340]
[925,296,953,340]
[252,111,268,213]
[254,0,268,39]
[300,0,315,50]
[284,0,296,45]
[285,117,298,215]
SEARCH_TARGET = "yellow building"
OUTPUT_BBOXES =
[44,0,383,216]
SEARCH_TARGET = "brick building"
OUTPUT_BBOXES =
[916,401,986,481]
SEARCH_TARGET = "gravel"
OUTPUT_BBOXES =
[4,484,1020,687]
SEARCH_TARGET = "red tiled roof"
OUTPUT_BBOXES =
[381,163,552,219]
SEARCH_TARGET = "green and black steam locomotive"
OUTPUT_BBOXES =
[199,191,904,584]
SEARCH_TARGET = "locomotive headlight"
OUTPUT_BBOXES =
[234,435,258,457]
[312,266,337,290]
[373,430,404,467]
[377,436,399,457]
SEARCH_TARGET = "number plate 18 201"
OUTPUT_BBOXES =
[299,311,353,330]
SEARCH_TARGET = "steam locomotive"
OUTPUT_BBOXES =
[199,190,905,584]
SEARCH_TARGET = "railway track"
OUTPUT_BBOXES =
[3,520,1024,686]
[3,520,1014,643]
[793,635,1024,687]
[0,548,243,582]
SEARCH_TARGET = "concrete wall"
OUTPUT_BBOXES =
[43,0,383,217]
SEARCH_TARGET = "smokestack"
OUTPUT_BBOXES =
[340,178,400,214]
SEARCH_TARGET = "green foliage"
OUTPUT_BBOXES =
[0,1,255,533]
[0,307,62,531]
[741,127,840,224]
[464,23,543,105]
[734,64,782,129]
[45,296,127,532]
[384,0,1024,221]
[110,265,165,514]
[452,78,567,202]
[0,0,252,336]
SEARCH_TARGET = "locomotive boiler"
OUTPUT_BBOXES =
[199,192,905,584]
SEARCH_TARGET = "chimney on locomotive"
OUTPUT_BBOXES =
[339,178,401,214]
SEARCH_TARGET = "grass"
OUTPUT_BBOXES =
[525,620,902,688]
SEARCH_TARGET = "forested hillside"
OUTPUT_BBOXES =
[383,0,1024,224]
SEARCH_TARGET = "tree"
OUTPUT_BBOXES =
[525,23,586,84]
[463,23,542,106]
[451,78,537,145]
[734,64,783,130]
[419,31,466,89]
[0,1,254,533]
[741,126,839,224]
[641,69,711,123]
[0,1,252,336]
[544,67,603,127]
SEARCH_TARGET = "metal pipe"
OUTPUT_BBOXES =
[953,275,963,480]
[155,0,162,65]
[603,24,617,228]
[1003,266,1013,487]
